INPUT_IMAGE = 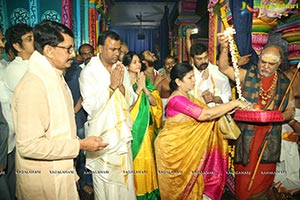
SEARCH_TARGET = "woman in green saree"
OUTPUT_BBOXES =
[123,52,162,199]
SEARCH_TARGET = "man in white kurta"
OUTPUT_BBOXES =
[13,51,81,200]
[192,62,232,106]
[79,31,137,200]
[185,30,231,106]
[13,21,106,200]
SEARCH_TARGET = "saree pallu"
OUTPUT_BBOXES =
[155,98,228,200]
[130,80,162,200]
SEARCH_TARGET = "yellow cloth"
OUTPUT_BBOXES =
[130,90,162,197]
[282,132,298,142]
[155,96,228,200]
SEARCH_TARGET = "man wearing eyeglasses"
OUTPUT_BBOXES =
[12,20,107,200]
[218,32,295,200]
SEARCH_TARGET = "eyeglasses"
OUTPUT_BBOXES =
[55,45,74,54]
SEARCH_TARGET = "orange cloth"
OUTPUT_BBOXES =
[235,74,276,199]
[235,124,276,200]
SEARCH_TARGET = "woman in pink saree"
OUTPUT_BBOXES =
[155,63,247,200]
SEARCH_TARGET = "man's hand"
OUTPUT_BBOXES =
[79,136,108,151]
[217,32,229,50]
[110,64,124,89]
[289,120,300,133]
[186,28,192,38]
[154,73,165,88]
[238,54,252,67]
[212,96,223,104]
[202,89,214,104]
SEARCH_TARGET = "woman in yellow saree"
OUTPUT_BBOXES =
[123,52,163,199]
[155,63,247,200]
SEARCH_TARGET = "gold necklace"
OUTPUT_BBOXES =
[258,72,278,106]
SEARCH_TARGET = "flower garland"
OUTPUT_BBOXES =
[223,27,246,102]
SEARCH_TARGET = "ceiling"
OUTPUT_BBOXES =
[107,0,179,29]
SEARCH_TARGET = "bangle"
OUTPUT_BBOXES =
[146,93,152,97]
[288,119,295,126]
[109,86,116,91]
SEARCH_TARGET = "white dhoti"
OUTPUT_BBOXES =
[85,90,136,200]
[90,143,136,200]
[274,108,300,190]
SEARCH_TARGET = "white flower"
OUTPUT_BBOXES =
[224,27,246,102]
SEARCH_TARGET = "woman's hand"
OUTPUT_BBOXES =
[137,72,146,89]
[235,99,249,110]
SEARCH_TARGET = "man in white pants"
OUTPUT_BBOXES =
[79,31,138,200]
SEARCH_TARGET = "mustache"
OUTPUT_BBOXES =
[196,63,208,70]
[148,60,158,67]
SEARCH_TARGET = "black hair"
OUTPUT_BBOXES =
[33,20,74,54]
[5,23,33,55]
[139,50,147,61]
[122,51,140,67]
[139,50,147,71]
[190,43,208,58]
[164,55,176,65]
[169,62,193,93]
[78,43,94,55]
[97,31,120,46]
[5,42,15,59]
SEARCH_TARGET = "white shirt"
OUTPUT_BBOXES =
[79,63,86,69]
[79,56,137,118]
[3,56,30,153]
[0,59,7,80]
[191,62,232,106]
[5,56,30,99]
[0,62,12,153]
